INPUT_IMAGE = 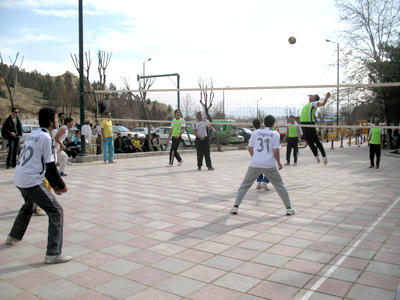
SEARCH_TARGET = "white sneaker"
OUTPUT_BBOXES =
[323,156,328,165]
[256,182,261,189]
[286,208,296,215]
[6,235,20,245]
[230,206,238,214]
[109,160,116,164]
[167,164,173,167]
[44,254,73,264]
[262,182,270,191]
[293,162,297,166]
[178,160,184,166]
[67,161,72,165]
[103,161,108,164]
[315,155,320,164]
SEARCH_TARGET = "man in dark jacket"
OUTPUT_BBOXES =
[1,108,23,169]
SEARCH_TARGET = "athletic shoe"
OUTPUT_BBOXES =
[109,160,116,164]
[44,254,73,264]
[167,164,173,167]
[323,156,328,165]
[376,165,379,169]
[284,162,290,165]
[315,155,320,164]
[256,182,261,189]
[34,208,46,216]
[293,162,297,166]
[178,160,184,166]
[60,172,68,176]
[198,167,201,171]
[208,167,215,171]
[230,206,238,214]
[6,235,20,245]
[103,161,108,164]
[286,208,296,215]
[369,165,374,168]
[262,182,270,191]
[6,165,10,169]
[67,161,72,165]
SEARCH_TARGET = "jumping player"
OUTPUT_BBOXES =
[300,93,331,165]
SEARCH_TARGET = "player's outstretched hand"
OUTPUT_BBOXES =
[326,92,331,98]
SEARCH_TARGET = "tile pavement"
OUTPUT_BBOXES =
[0,141,399,300]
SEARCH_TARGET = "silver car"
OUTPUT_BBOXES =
[153,127,196,148]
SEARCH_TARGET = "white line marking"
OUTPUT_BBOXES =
[299,194,400,300]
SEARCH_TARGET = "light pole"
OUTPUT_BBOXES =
[143,58,151,87]
[257,98,262,119]
[223,85,229,118]
[326,39,340,149]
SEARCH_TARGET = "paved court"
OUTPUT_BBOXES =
[1,142,399,300]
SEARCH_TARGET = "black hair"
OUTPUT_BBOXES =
[289,115,295,118]
[39,107,56,128]
[252,119,261,129]
[174,109,181,114]
[315,94,320,101]
[264,115,275,127]
[58,112,65,118]
[64,117,74,125]
[105,112,110,117]
[12,107,18,112]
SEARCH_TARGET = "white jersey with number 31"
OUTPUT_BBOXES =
[248,128,281,168]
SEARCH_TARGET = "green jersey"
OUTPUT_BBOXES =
[300,102,318,123]
[288,125,298,138]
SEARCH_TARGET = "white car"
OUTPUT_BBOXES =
[153,127,196,148]
[238,135,245,143]
[113,125,145,140]
[132,127,153,135]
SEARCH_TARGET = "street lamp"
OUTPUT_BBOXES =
[326,39,340,149]
[257,98,262,119]
[143,58,151,87]
[223,85,229,118]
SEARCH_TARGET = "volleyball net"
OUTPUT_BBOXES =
[92,82,399,147]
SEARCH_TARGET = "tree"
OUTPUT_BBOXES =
[0,52,24,108]
[334,0,400,126]
[181,94,198,120]
[198,77,222,151]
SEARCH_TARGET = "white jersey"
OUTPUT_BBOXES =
[53,125,68,149]
[14,128,55,188]
[248,127,281,168]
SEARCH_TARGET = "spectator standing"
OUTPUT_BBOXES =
[101,112,115,164]
[81,121,92,145]
[193,111,216,171]
[57,112,65,128]
[2,108,23,169]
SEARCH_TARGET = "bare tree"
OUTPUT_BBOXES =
[181,93,198,120]
[0,52,24,108]
[97,51,112,114]
[121,76,156,151]
[198,77,222,151]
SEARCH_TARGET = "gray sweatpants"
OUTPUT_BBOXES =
[235,166,291,208]
[9,184,64,256]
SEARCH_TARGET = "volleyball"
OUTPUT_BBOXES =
[288,36,296,44]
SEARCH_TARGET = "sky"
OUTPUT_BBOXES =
[0,0,346,116]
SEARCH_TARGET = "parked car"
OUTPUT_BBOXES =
[131,127,154,135]
[113,125,146,140]
[238,127,252,143]
[238,135,245,143]
[153,127,196,148]
[21,125,40,144]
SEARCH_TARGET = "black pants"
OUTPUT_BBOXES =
[6,138,19,167]
[9,184,64,256]
[169,137,182,165]
[196,137,212,168]
[286,137,298,163]
[369,144,381,166]
[301,125,326,157]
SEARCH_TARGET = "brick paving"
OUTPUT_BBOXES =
[1,142,399,300]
